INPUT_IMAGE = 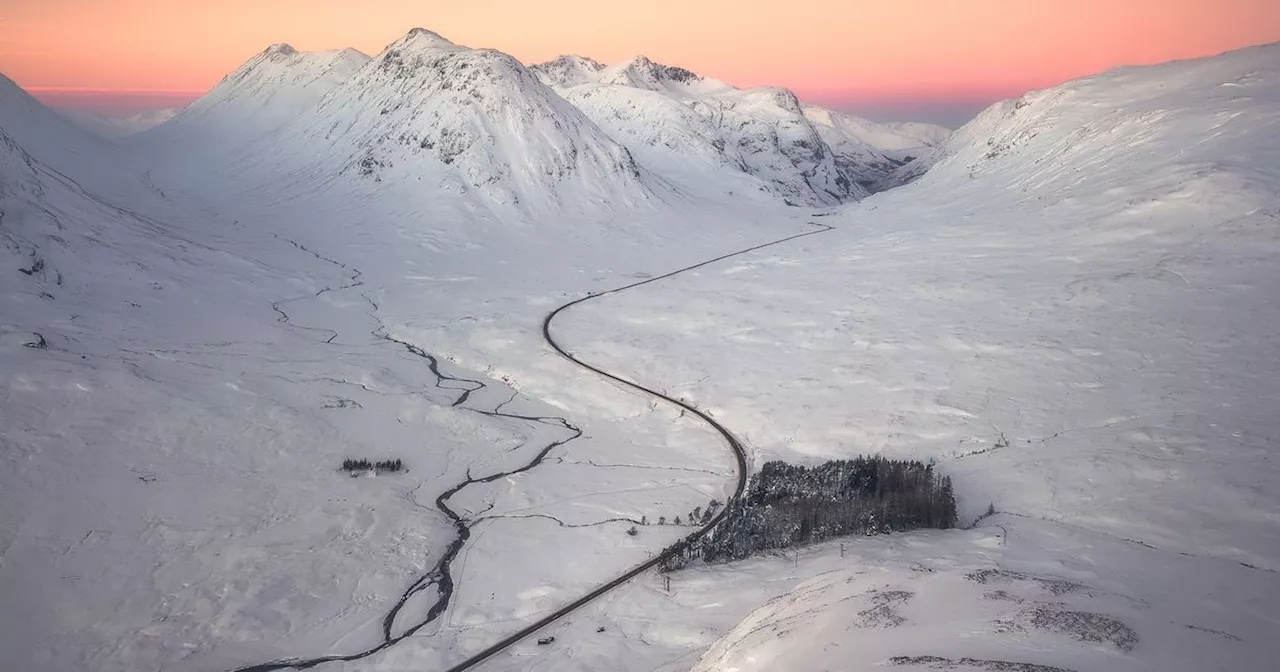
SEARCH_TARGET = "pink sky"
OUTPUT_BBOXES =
[2,0,1277,124]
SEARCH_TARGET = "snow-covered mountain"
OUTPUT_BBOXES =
[803,104,948,185]
[147,43,369,142]
[530,55,950,204]
[532,54,608,89]
[136,33,944,214]
[137,29,658,217]
[291,29,653,210]
[532,55,873,205]
[804,106,949,154]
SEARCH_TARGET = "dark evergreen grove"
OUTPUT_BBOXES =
[659,457,956,571]
[342,458,404,473]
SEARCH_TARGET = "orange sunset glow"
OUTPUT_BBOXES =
[2,0,1278,123]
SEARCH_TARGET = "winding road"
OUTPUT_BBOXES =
[235,221,833,672]
[441,221,834,672]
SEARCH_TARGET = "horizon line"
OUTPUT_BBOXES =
[24,86,208,95]
[21,83,1031,103]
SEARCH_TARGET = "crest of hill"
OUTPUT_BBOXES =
[882,42,1280,191]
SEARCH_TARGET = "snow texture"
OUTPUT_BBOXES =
[1,28,1278,672]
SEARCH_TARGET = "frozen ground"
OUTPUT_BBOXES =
[3,30,1278,672]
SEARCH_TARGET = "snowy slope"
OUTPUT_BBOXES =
[803,106,949,154]
[1,108,469,672]
[0,74,109,174]
[532,55,873,205]
[1,83,719,672]
[144,44,369,143]
[803,104,949,184]
[681,520,1276,672]
[536,43,1280,672]
[1,34,778,671]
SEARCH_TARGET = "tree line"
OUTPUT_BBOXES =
[342,458,404,473]
[659,456,956,571]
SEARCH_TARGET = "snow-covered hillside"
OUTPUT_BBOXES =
[145,44,369,142]
[2,82,738,671]
[531,55,936,205]
[546,43,1280,671]
[803,104,948,183]
[804,107,949,154]
[0,74,109,174]
[1,105,485,672]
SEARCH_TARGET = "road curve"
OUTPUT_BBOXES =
[441,221,834,672]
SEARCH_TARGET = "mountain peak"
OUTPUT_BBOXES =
[606,55,703,89]
[393,27,459,52]
[530,55,607,88]
[744,86,802,114]
[552,55,605,70]
[264,43,298,58]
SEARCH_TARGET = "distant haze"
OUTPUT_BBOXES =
[26,89,199,116]
[3,0,1277,126]
[805,92,1021,128]
[836,103,989,130]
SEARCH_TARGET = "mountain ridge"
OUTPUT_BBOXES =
[530,52,948,204]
